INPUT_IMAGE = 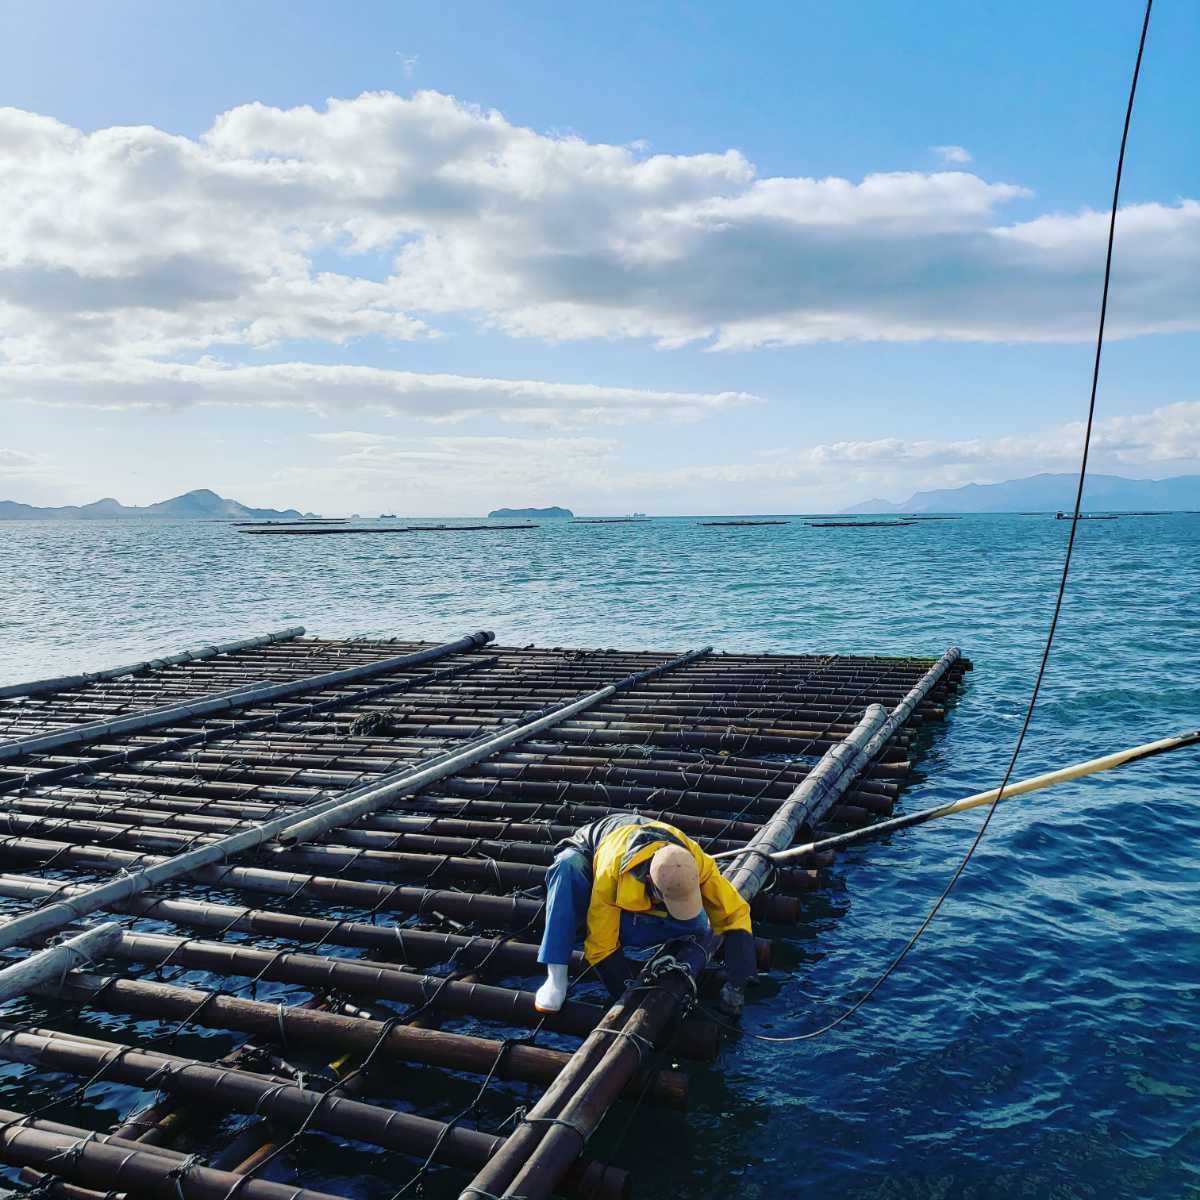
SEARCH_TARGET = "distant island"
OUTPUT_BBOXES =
[0,488,315,521]
[843,472,1200,514]
[487,506,573,519]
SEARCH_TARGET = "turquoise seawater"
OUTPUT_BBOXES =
[0,514,1197,1198]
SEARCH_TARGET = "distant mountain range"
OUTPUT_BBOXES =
[843,473,1200,514]
[0,489,312,521]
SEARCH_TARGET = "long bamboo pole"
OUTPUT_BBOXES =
[0,1107,349,1200]
[0,655,494,801]
[720,705,890,900]
[0,627,306,700]
[40,969,696,1092]
[0,646,708,953]
[0,924,122,1003]
[718,727,1200,865]
[0,631,492,762]
[275,647,712,845]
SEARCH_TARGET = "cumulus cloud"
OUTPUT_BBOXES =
[1,89,1196,376]
[932,144,973,164]
[0,359,755,426]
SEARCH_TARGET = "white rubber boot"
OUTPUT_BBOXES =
[534,963,569,1012]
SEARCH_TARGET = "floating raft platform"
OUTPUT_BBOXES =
[0,627,970,1200]
[807,520,917,528]
[699,520,789,527]
[240,524,537,536]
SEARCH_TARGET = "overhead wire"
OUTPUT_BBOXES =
[727,0,1155,1044]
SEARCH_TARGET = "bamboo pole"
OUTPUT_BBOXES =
[719,707,888,906]
[41,970,696,1094]
[0,631,493,762]
[106,930,616,1042]
[0,627,306,701]
[0,1027,512,1162]
[746,727,1200,865]
[0,1027,631,1196]
[0,654,495,802]
[0,646,709,953]
[276,647,712,845]
[0,1107,349,1200]
[0,924,122,1003]
[0,873,570,971]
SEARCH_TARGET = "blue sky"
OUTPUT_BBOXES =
[1,0,1197,514]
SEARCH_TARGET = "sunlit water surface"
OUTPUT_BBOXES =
[0,515,1196,1199]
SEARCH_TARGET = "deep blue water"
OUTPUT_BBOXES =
[0,514,1196,1199]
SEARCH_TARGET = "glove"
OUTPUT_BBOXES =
[594,950,634,998]
[722,929,757,989]
[715,979,745,1020]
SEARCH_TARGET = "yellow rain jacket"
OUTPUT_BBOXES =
[568,815,752,965]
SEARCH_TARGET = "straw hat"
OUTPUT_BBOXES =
[649,845,702,921]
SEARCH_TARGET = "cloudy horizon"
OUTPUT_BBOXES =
[2,5,1197,515]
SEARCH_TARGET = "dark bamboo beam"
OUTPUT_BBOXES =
[0,1107,349,1200]
[0,1027,632,1197]
[42,970,703,1089]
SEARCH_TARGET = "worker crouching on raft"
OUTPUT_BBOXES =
[533,814,756,1017]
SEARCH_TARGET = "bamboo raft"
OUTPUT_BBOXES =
[240,525,537,536]
[807,520,917,528]
[0,628,969,1200]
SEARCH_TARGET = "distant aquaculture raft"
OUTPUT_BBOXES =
[0,628,969,1200]
[807,520,918,528]
[239,523,537,535]
[699,519,790,527]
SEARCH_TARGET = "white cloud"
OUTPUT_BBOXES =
[933,144,973,164]
[0,359,756,426]
[1,90,1196,378]
[640,401,1200,491]
[298,401,1200,513]
[281,432,620,508]
[0,448,38,477]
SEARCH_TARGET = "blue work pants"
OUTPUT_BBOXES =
[537,849,710,965]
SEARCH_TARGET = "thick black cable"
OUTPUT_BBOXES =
[748,0,1154,1043]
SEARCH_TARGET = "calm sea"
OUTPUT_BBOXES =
[0,514,1197,1198]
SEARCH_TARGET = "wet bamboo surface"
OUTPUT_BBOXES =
[0,631,969,1200]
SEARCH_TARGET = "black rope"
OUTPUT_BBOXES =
[742,0,1154,1043]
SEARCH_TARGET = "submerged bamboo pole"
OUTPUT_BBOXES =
[41,970,696,1094]
[0,1107,348,1200]
[0,1027,634,1195]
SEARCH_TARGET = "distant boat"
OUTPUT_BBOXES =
[379,513,398,519]
[1056,511,1120,520]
